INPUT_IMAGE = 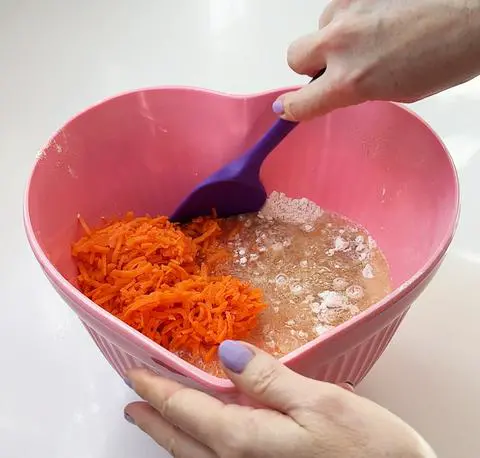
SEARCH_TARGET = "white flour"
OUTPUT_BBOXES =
[259,191,323,226]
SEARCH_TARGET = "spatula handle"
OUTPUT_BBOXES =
[244,68,326,168]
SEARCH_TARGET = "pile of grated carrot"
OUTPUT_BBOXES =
[72,212,266,362]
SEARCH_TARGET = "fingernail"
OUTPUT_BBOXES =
[219,340,254,374]
[340,382,355,392]
[272,99,284,115]
[124,411,135,424]
[124,378,133,389]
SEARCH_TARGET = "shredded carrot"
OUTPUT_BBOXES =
[72,213,266,362]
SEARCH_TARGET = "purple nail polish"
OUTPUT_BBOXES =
[219,340,254,373]
[124,411,135,424]
[272,99,284,115]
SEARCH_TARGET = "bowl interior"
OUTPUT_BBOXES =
[26,87,458,298]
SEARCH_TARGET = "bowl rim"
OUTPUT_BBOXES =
[23,85,461,392]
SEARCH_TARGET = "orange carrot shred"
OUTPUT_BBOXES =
[72,212,266,363]
[77,214,92,236]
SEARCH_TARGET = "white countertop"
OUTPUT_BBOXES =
[1,1,479,457]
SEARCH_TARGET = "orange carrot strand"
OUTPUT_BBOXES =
[72,212,266,364]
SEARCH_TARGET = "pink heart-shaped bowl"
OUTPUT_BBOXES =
[24,86,459,401]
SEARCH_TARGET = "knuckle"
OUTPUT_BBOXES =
[318,13,329,29]
[220,431,251,458]
[322,21,344,46]
[218,410,255,458]
[131,372,159,401]
[318,1,338,28]
[284,94,316,122]
[283,97,304,121]
[250,363,279,397]
[322,17,359,50]
[284,87,325,122]
[287,34,325,75]
[134,381,152,402]
[313,385,348,418]
[286,40,307,73]
[158,391,177,420]
[286,43,301,71]
[136,417,183,458]
[320,0,354,26]
[165,431,180,457]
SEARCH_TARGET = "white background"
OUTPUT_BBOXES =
[1,1,479,457]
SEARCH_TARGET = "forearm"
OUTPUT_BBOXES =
[356,0,480,102]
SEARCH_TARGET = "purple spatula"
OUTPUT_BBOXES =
[170,71,325,222]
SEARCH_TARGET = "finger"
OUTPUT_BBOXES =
[339,382,355,393]
[218,341,338,416]
[318,0,343,28]
[273,71,347,121]
[125,402,216,458]
[287,30,327,76]
[126,369,226,451]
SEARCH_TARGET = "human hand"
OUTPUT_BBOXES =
[273,0,480,121]
[124,341,435,457]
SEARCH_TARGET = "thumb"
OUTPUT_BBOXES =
[218,340,339,414]
[273,72,351,122]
